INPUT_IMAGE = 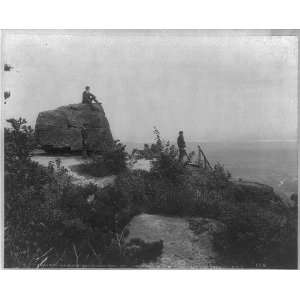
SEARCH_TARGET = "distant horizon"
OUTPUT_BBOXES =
[3,31,297,143]
[122,139,298,145]
[3,116,297,145]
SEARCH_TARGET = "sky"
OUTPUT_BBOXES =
[2,30,298,143]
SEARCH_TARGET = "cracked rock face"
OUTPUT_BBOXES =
[35,103,114,152]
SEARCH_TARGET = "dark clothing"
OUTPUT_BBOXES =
[82,90,99,111]
[177,134,187,162]
[82,91,97,104]
[179,148,187,162]
[177,134,186,149]
[81,127,88,141]
[81,127,88,158]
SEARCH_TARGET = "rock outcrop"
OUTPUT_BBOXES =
[35,103,114,152]
[231,179,278,205]
[126,213,221,268]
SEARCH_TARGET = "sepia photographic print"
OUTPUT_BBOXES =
[1,30,298,269]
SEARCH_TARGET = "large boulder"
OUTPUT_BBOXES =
[35,103,114,152]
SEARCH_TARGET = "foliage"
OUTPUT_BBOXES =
[130,144,153,160]
[4,119,161,268]
[114,170,150,214]
[206,162,231,191]
[212,201,298,269]
[5,118,36,163]
[5,158,161,267]
[102,140,128,174]
[150,127,186,183]
[72,140,128,178]
[70,156,110,178]
[4,118,297,269]
[142,144,153,159]
[114,128,297,268]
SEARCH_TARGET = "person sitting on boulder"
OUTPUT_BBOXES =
[82,86,101,109]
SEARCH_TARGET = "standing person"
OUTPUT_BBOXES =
[81,124,89,158]
[82,86,100,110]
[177,130,187,162]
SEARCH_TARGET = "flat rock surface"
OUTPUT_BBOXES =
[31,155,116,188]
[126,213,220,268]
[129,158,152,171]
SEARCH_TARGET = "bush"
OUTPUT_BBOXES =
[102,140,128,174]
[5,117,36,164]
[212,201,298,269]
[114,170,149,214]
[70,155,111,178]
[71,140,128,178]
[114,130,298,268]
[5,118,297,269]
[150,128,185,183]
[5,154,163,267]
[4,118,161,268]
[207,162,231,191]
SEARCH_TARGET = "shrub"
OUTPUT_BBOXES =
[5,118,36,164]
[5,118,297,269]
[150,128,186,183]
[70,155,111,178]
[129,129,297,268]
[4,118,161,268]
[4,155,163,267]
[212,201,298,269]
[114,170,149,214]
[102,140,128,174]
[72,140,128,178]
[206,162,231,191]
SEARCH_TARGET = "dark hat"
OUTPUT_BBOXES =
[85,86,90,90]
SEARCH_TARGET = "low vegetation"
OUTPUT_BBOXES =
[4,119,298,269]
[4,119,162,268]
[71,140,128,178]
[113,128,298,268]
